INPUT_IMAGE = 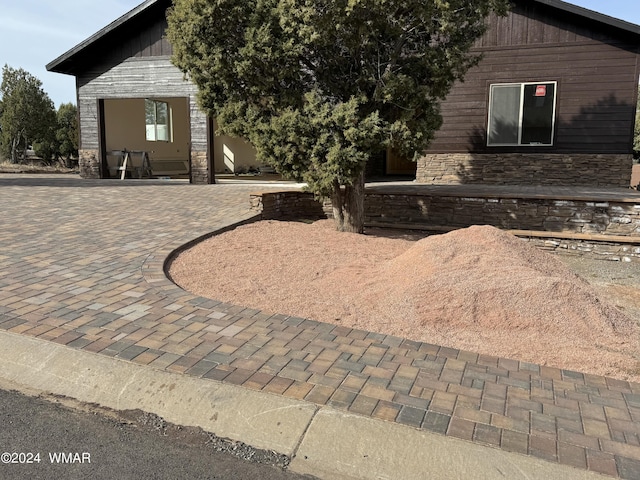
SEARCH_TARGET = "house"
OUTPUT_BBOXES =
[47,0,640,186]
[46,0,253,183]
[410,0,640,188]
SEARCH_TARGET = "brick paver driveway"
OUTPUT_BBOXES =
[2,174,640,479]
[0,174,269,353]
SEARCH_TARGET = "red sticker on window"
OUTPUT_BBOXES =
[535,85,547,97]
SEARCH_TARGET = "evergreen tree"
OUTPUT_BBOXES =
[167,0,508,232]
[0,65,57,163]
[56,103,79,166]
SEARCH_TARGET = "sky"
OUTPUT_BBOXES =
[0,0,639,108]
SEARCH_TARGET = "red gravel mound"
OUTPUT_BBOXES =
[169,220,640,381]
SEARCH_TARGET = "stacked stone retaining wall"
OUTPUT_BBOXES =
[521,237,640,262]
[250,190,640,261]
[249,191,332,220]
[364,193,640,237]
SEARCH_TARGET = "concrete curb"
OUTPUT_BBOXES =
[0,331,609,480]
[291,408,608,480]
[0,330,315,456]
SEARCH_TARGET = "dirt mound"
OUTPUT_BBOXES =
[350,225,634,335]
[169,220,640,380]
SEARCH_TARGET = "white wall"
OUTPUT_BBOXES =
[212,120,259,173]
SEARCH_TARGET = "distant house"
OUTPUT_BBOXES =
[47,0,640,186]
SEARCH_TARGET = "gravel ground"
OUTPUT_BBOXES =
[169,220,640,381]
[558,255,640,321]
[559,255,640,286]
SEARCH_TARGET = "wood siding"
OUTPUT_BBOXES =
[77,57,205,152]
[478,3,624,47]
[100,13,171,71]
[428,5,640,155]
[67,0,640,171]
[51,0,173,76]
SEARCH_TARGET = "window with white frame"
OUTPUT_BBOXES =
[145,99,171,142]
[487,82,557,146]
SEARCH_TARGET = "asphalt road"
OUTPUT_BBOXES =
[0,388,316,480]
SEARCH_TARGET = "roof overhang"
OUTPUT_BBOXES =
[535,0,640,38]
[46,0,163,75]
[46,0,640,77]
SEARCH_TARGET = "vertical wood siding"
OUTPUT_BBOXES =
[93,8,171,70]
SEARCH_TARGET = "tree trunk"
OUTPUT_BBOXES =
[330,170,365,233]
[10,136,20,164]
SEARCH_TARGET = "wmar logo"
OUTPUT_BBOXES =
[48,452,91,464]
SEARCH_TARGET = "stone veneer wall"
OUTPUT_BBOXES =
[365,193,640,236]
[250,190,640,261]
[190,151,210,185]
[78,149,213,183]
[522,237,640,262]
[249,191,332,220]
[78,150,100,179]
[416,153,633,188]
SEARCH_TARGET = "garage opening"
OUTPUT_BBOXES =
[101,97,191,179]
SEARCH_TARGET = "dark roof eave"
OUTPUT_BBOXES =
[46,0,640,76]
[46,0,161,74]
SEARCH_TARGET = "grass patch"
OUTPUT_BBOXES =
[0,161,78,174]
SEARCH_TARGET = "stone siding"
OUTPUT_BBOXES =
[78,150,100,179]
[250,191,332,220]
[416,153,633,188]
[632,164,640,189]
[523,238,640,263]
[365,194,640,237]
[190,151,210,185]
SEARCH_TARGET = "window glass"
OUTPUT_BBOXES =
[487,82,556,146]
[145,99,170,142]
[488,85,520,145]
[521,83,555,145]
[145,99,157,141]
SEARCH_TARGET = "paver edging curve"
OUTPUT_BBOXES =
[140,215,262,298]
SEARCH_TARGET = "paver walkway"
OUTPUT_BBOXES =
[1,174,640,479]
